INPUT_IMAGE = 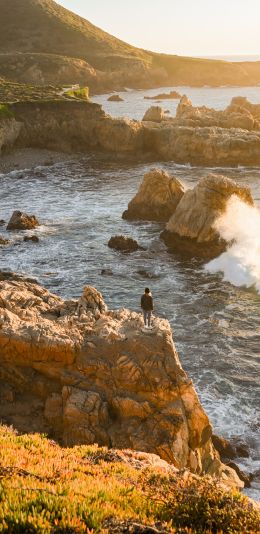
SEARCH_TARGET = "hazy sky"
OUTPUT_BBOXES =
[56,0,260,56]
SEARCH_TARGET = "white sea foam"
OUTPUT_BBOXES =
[206,195,260,293]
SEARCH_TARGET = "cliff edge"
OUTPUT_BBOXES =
[0,273,242,488]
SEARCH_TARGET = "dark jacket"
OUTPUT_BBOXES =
[141,294,153,311]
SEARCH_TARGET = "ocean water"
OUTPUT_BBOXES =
[92,85,260,121]
[0,87,260,500]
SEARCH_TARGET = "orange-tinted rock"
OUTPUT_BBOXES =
[162,173,253,258]
[7,210,39,230]
[0,274,243,487]
[123,168,184,221]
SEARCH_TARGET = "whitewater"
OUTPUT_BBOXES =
[206,196,260,293]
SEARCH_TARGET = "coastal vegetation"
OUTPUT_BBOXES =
[0,425,259,533]
[0,104,13,120]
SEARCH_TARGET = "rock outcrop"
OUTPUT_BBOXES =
[0,236,9,245]
[144,90,181,100]
[2,93,260,166]
[107,94,124,102]
[175,95,260,131]
[142,106,165,122]
[108,235,143,252]
[162,174,253,258]
[7,210,39,230]
[123,168,184,222]
[0,274,242,487]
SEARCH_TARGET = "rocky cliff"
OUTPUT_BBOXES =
[1,83,260,166]
[0,273,242,487]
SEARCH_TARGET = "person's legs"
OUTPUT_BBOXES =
[143,310,147,326]
[147,311,152,327]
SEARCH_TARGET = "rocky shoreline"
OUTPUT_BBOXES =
[1,91,260,167]
[0,272,244,490]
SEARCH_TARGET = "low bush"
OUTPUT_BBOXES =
[0,104,14,119]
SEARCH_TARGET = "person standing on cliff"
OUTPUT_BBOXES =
[141,287,154,329]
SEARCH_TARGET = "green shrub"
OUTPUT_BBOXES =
[66,87,89,100]
[0,104,14,119]
[143,473,260,533]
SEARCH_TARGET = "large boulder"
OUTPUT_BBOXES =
[162,174,254,258]
[0,275,243,488]
[142,106,165,122]
[7,210,39,231]
[123,168,184,221]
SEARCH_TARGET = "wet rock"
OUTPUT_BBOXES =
[213,434,250,460]
[230,438,250,458]
[107,94,124,102]
[23,235,40,243]
[0,237,10,245]
[163,174,254,258]
[227,462,253,488]
[123,168,184,222]
[7,210,39,231]
[108,235,144,253]
[0,220,5,226]
[101,268,113,276]
[212,434,238,460]
[142,106,165,122]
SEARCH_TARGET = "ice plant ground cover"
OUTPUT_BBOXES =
[0,425,259,533]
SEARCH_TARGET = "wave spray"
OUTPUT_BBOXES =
[206,195,260,293]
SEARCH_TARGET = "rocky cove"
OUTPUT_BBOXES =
[0,151,260,500]
[1,88,260,167]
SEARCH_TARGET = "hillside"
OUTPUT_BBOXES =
[0,0,260,91]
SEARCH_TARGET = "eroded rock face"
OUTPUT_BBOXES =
[0,118,21,154]
[7,210,39,230]
[0,275,242,487]
[162,174,253,258]
[142,106,165,122]
[123,168,184,221]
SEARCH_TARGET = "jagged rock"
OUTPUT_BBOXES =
[142,106,165,122]
[212,434,250,460]
[144,90,181,100]
[108,235,144,253]
[227,462,253,488]
[7,210,39,231]
[23,235,39,243]
[107,94,124,102]
[175,95,260,131]
[176,95,193,117]
[162,174,254,258]
[123,168,184,222]
[0,220,5,226]
[0,275,243,488]
[0,237,10,245]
